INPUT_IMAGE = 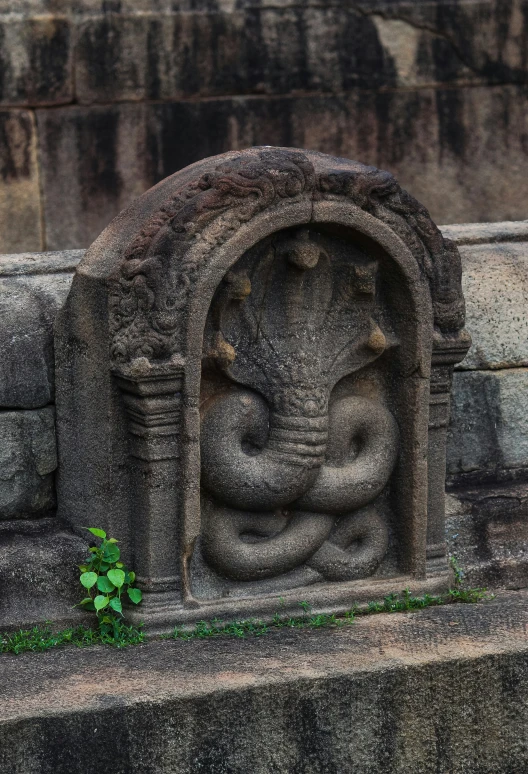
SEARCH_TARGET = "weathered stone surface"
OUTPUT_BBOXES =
[370,0,528,85]
[446,483,528,590]
[0,518,88,629]
[0,16,72,106]
[456,241,528,369]
[1,592,528,773]
[0,110,42,253]
[0,1,522,108]
[0,407,57,519]
[447,369,528,482]
[0,248,83,277]
[71,1,528,104]
[0,0,527,250]
[36,103,153,250]
[0,275,72,408]
[74,6,479,105]
[37,84,528,248]
[299,84,528,227]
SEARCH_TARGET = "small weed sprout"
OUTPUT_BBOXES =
[0,622,144,655]
[450,555,465,586]
[167,580,493,642]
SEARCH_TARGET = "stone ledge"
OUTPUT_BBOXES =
[0,249,84,277]
[441,219,528,246]
[1,591,528,773]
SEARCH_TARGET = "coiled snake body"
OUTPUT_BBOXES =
[201,392,399,582]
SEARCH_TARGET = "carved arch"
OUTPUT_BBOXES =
[107,147,465,368]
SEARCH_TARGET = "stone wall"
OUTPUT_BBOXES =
[1,0,528,253]
[1,220,526,595]
[441,222,528,588]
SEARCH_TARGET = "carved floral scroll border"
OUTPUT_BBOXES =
[109,148,465,366]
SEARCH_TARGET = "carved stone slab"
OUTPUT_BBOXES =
[55,147,469,631]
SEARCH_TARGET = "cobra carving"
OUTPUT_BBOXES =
[200,228,399,583]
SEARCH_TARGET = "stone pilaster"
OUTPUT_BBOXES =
[113,360,184,625]
[427,332,471,573]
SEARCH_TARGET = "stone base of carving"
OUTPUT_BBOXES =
[426,554,454,580]
[126,573,452,636]
[124,591,186,635]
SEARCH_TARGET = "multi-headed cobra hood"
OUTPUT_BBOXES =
[205,228,392,419]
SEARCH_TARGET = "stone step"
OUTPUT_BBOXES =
[2,590,528,774]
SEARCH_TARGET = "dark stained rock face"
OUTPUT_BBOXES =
[1,0,528,251]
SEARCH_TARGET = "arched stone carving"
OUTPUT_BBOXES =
[55,147,469,632]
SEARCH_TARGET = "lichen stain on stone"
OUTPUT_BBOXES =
[0,112,33,182]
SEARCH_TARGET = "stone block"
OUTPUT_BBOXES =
[37,83,528,249]
[0,518,88,629]
[73,8,402,103]
[446,482,528,590]
[1,592,528,773]
[0,16,72,106]
[457,241,528,369]
[371,0,528,86]
[0,110,42,252]
[73,4,523,105]
[0,274,72,408]
[36,103,154,249]
[447,369,528,481]
[0,407,57,520]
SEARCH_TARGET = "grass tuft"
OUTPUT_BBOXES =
[0,621,144,655]
[166,582,492,642]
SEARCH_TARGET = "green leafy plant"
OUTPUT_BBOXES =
[78,527,142,635]
[450,555,465,586]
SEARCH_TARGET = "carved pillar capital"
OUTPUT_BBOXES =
[113,360,183,462]
[431,329,472,367]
